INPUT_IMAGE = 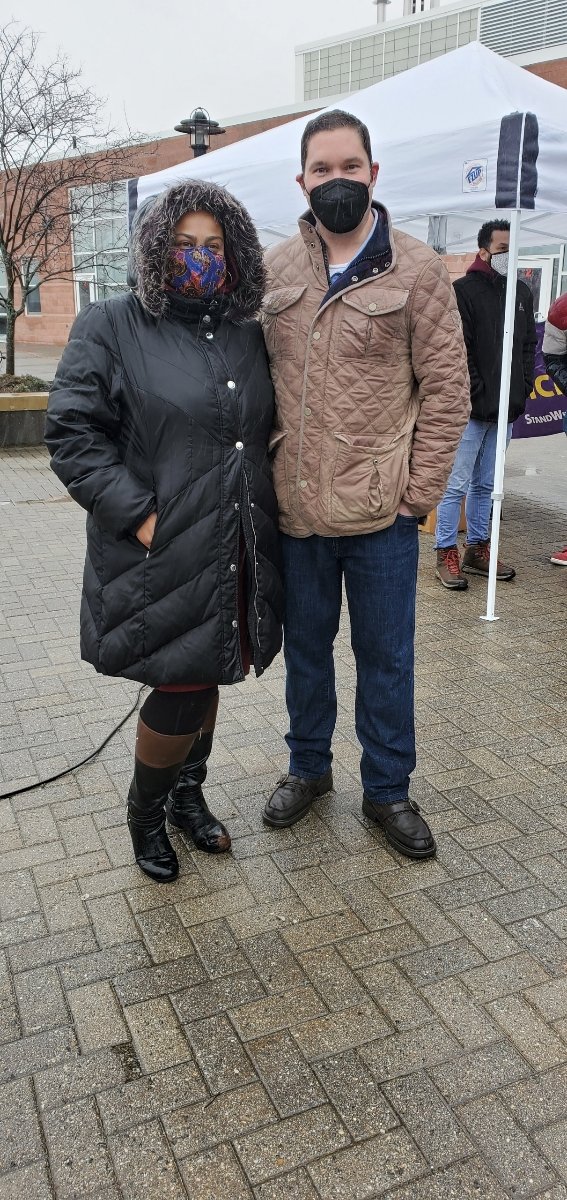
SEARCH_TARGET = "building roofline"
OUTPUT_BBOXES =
[147,96,329,145]
[512,42,567,66]
[294,0,504,54]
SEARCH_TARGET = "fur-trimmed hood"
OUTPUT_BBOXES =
[130,180,266,322]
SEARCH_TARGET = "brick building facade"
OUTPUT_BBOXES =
[11,107,311,348]
[526,57,567,89]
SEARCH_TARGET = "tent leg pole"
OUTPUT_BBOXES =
[480,206,521,624]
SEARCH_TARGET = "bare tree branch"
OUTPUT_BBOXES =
[0,20,151,375]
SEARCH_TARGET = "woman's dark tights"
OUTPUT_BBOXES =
[136,686,219,769]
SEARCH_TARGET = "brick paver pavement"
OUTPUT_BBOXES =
[1,443,567,1199]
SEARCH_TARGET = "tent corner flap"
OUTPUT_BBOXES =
[495,112,539,211]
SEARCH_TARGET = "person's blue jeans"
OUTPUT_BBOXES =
[435,418,512,548]
[280,516,419,805]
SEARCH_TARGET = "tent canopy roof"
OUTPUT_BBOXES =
[134,42,567,251]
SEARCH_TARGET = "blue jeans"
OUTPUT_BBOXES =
[435,418,512,548]
[280,516,419,804]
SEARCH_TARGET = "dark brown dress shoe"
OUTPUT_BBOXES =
[263,769,333,828]
[362,796,436,860]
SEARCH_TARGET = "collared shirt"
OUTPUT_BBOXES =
[328,210,378,286]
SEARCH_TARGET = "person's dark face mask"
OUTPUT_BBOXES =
[308,177,371,235]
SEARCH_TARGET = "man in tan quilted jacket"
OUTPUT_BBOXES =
[261,109,470,859]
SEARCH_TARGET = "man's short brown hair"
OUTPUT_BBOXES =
[300,110,373,172]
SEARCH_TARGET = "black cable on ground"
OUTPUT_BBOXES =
[0,685,146,800]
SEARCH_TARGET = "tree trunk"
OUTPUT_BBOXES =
[5,311,15,376]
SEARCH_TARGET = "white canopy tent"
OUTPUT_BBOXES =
[133,42,567,252]
[130,42,567,620]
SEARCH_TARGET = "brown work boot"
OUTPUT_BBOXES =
[435,546,468,590]
[462,539,515,580]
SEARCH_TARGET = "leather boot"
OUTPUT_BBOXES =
[435,546,468,590]
[462,539,516,580]
[166,732,231,854]
[127,759,182,882]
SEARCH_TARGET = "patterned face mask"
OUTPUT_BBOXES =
[166,245,227,297]
[491,252,509,277]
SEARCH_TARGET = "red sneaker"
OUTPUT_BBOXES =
[550,547,567,566]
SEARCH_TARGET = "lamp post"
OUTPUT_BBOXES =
[174,107,225,157]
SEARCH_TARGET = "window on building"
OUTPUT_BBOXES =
[23,260,41,315]
[76,279,95,312]
[71,181,128,311]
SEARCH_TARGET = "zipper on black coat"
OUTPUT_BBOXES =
[200,336,262,676]
[197,338,241,678]
[240,468,263,671]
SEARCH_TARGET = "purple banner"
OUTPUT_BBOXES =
[512,321,567,438]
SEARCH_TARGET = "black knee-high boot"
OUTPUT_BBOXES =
[127,759,183,882]
[166,732,231,854]
[127,718,200,882]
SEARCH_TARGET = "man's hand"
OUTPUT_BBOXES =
[135,512,157,548]
[398,501,415,518]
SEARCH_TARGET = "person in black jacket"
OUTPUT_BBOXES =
[543,293,567,565]
[46,181,283,882]
[434,219,537,590]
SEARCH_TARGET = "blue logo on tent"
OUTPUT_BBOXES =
[463,159,488,192]
[466,165,483,185]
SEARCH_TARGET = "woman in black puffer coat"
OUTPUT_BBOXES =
[46,180,283,882]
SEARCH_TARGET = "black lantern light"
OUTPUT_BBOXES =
[174,107,225,157]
